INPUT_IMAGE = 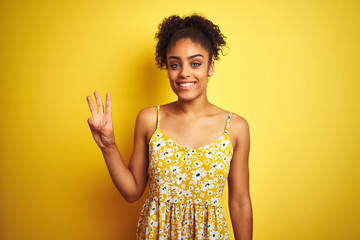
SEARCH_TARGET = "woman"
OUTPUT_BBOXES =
[87,14,252,240]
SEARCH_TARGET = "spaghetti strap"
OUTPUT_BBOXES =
[156,105,160,128]
[224,112,232,134]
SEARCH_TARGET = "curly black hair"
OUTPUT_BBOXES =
[155,14,227,69]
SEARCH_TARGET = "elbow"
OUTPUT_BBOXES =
[116,180,146,203]
[123,193,141,203]
[125,197,137,203]
[229,197,252,212]
[115,184,142,203]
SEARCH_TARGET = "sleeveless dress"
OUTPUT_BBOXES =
[137,106,233,240]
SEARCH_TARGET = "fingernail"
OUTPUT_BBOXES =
[94,123,99,128]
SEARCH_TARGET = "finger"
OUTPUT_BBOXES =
[94,91,104,114]
[88,118,99,129]
[105,92,112,115]
[86,95,98,118]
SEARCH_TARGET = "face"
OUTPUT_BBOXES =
[166,38,214,102]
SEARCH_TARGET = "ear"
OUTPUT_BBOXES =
[208,61,215,76]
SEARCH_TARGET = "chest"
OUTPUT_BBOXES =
[148,130,233,183]
[158,115,227,150]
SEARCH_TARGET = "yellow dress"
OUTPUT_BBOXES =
[137,106,233,240]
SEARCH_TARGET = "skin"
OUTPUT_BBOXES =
[87,38,252,240]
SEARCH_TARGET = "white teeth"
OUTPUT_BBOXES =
[179,82,194,87]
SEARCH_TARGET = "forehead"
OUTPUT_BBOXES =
[167,38,209,59]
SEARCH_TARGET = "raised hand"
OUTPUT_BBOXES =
[86,91,115,149]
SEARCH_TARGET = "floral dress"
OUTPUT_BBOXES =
[137,106,233,240]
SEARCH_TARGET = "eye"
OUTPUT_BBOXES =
[169,63,180,68]
[191,62,201,67]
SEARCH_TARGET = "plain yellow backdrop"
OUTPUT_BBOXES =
[1,0,359,239]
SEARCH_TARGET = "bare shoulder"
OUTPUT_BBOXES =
[137,106,157,119]
[227,113,250,149]
[136,106,157,127]
[136,106,158,143]
[229,113,249,132]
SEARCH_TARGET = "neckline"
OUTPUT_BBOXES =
[150,127,233,151]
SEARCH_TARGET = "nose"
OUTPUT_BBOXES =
[179,65,191,78]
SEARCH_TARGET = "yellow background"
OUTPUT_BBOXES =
[1,0,359,239]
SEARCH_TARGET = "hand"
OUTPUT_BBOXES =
[86,91,115,149]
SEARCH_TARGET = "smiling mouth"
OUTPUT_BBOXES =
[177,82,196,88]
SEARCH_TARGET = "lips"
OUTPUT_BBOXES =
[177,81,196,89]
[178,82,194,87]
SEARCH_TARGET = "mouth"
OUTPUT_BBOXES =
[177,82,196,89]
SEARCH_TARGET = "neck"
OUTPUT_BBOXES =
[174,96,212,115]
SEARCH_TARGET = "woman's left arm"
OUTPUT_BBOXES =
[227,115,252,240]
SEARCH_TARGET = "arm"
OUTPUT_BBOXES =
[227,115,252,240]
[86,92,153,203]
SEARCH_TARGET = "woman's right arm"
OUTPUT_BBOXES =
[86,91,153,203]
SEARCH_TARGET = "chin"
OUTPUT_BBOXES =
[176,92,204,102]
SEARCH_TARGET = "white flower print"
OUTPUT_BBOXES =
[176,172,187,185]
[153,137,166,152]
[194,160,203,167]
[201,180,215,192]
[192,167,206,182]
[159,181,170,195]
[210,197,219,205]
[208,223,215,232]
[205,149,214,159]
[209,230,220,240]
[197,228,204,238]
[159,148,174,160]
[216,163,225,170]
[220,139,230,151]
[138,112,233,240]
[170,165,181,174]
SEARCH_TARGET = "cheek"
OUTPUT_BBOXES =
[197,69,209,79]
[168,73,177,83]
[167,74,177,87]
[167,69,176,77]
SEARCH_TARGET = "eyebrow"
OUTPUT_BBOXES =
[168,54,204,60]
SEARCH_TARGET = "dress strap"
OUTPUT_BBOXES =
[156,105,160,128]
[224,112,232,134]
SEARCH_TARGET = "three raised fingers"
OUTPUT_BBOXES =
[86,92,112,118]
